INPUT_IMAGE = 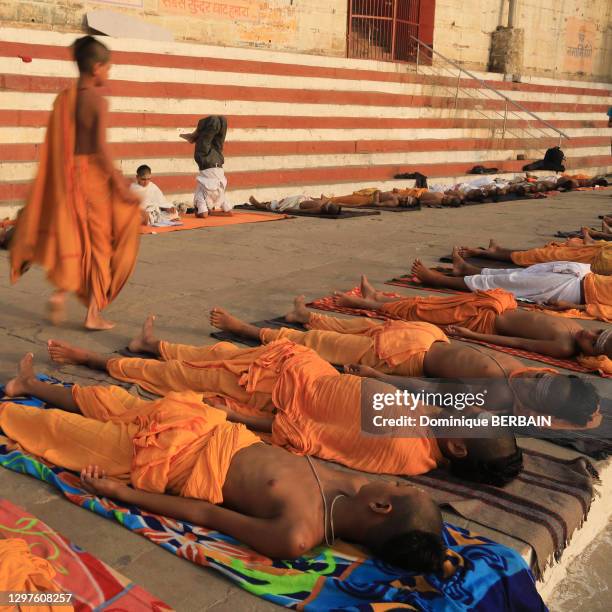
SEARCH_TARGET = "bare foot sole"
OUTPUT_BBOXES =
[210,307,246,334]
[128,314,157,353]
[284,296,310,324]
[47,340,91,365]
[47,294,66,326]
[5,353,35,397]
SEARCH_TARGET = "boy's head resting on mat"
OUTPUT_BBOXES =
[439,433,523,487]
[512,373,600,427]
[356,482,445,573]
[136,165,152,186]
[72,36,111,84]
[575,327,612,358]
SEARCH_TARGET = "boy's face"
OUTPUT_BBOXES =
[137,172,152,187]
[92,61,111,87]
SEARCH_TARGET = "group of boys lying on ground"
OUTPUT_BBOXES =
[2,229,609,572]
[246,174,608,215]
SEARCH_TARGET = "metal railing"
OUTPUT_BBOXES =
[409,36,570,151]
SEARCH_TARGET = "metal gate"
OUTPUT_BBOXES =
[347,0,435,63]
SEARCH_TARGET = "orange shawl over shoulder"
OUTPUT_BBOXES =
[10,86,140,309]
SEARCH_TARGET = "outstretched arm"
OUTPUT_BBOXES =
[445,326,574,358]
[81,467,309,558]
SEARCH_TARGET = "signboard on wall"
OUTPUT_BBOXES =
[564,17,595,73]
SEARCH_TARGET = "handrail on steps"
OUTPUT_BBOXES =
[409,36,570,146]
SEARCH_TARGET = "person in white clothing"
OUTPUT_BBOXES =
[411,247,592,305]
[180,115,234,218]
[130,165,180,226]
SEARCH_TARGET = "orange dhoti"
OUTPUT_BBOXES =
[260,320,449,376]
[329,188,378,207]
[9,86,140,311]
[510,242,610,269]
[371,289,518,334]
[270,354,443,475]
[0,386,260,504]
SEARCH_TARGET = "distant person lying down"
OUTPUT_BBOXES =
[459,237,612,273]
[248,194,341,215]
[327,188,457,208]
[1,354,445,571]
[411,248,612,321]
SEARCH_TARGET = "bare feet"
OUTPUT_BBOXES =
[451,246,474,276]
[249,195,259,206]
[180,132,197,143]
[284,296,310,324]
[128,314,158,354]
[47,339,91,365]
[411,259,444,285]
[209,307,250,335]
[47,291,66,326]
[581,227,596,245]
[84,303,115,331]
[5,353,35,397]
[360,274,378,300]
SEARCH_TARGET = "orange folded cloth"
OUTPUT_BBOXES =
[377,289,517,334]
[0,538,67,612]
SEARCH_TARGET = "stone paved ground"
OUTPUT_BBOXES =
[0,189,610,610]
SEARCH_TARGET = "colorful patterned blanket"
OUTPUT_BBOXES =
[0,499,171,611]
[0,377,546,611]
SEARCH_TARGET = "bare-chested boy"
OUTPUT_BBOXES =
[208,308,600,427]
[10,36,141,330]
[333,275,612,360]
[1,354,444,571]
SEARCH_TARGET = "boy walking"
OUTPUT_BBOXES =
[10,36,141,330]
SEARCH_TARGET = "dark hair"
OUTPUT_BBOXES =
[547,375,600,426]
[137,165,152,177]
[71,36,110,73]
[375,530,445,573]
[450,447,523,487]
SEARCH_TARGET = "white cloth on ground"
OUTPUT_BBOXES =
[193,167,233,214]
[464,261,591,304]
[130,181,180,225]
[269,195,308,211]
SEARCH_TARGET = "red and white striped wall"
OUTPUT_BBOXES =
[0,27,610,217]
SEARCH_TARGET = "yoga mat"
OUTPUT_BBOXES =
[0,500,171,611]
[140,211,289,234]
[0,378,545,611]
[234,204,381,219]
